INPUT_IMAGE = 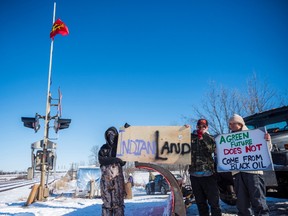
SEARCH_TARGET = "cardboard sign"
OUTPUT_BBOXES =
[116,126,191,164]
[215,128,274,172]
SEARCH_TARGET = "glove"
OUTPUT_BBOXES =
[124,123,131,128]
[197,129,203,139]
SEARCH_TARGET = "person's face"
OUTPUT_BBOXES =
[229,122,242,132]
[107,131,116,144]
[197,124,208,132]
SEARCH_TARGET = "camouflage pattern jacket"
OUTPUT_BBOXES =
[189,132,216,175]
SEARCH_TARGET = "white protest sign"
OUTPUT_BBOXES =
[116,126,191,164]
[215,128,274,172]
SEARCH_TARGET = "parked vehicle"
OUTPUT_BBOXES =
[145,174,170,195]
[244,106,288,196]
[145,173,193,208]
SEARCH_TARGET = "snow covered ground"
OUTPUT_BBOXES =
[0,182,170,216]
[0,172,287,216]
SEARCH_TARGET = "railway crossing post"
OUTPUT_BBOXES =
[21,2,71,203]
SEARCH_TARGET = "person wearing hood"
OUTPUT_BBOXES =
[228,114,271,216]
[128,173,134,187]
[98,126,126,216]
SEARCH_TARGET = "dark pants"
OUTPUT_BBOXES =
[102,207,124,216]
[190,175,222,216]
[234,172,269,216]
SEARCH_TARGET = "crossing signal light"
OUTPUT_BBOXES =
[54,117,71,133]
[21,116,40,132]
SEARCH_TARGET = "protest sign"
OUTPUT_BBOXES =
[215,128,274,172]
[116,126,191,164]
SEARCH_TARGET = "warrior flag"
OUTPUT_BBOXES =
[50,18,69,39]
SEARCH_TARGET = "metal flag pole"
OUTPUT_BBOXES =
[38,2,56,201]
[23,2,70,205]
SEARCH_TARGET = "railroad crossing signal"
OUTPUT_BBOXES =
[21,114,40,132]
[23,2,70,203]
[54,117,71,133]
[21,115,71,133]
[21,94,71,202]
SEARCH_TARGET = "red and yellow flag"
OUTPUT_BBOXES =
[50,18,69,39]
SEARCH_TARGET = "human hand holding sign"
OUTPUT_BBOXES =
[264,133,271,141]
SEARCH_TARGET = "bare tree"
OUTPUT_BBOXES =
[89,145,100,166]
[242,72,277,115]
[189,81,242,134]
[279,89,288,106]
[186,73,281,135]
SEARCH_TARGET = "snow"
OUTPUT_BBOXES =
[0,183,169,216]
[0,172,287,216]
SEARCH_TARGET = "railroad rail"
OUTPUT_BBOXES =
[0,180,37,193]
[0,176,58,193]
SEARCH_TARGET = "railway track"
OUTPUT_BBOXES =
[0,171,66,194]
[0,180,38,193]
[0,176,58,193]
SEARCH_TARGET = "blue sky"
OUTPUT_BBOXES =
[0,0,287,172]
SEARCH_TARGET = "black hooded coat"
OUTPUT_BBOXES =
[98,127,126,216]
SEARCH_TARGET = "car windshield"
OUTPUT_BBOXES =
[244,106,288,133]
[246,120,288,133]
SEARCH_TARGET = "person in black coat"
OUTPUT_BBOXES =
[98,126,126,216]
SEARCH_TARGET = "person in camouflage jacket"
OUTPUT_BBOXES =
[98,126,126,216]
[189,119,222,216]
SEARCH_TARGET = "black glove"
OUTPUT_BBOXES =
[124,123,131,128]
[114,157,125,165]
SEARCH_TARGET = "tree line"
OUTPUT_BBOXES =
[183,72,287,135]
